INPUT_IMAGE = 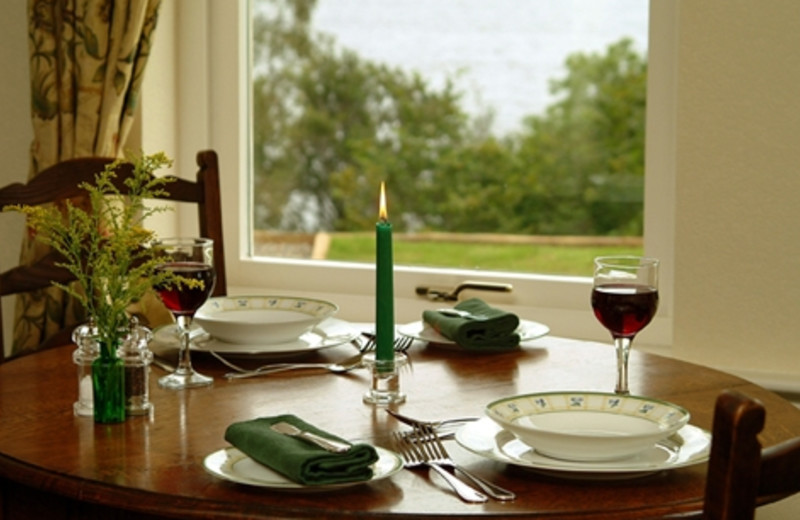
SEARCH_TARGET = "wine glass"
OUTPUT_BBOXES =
[591,256,659,395]
[153,237,216,389]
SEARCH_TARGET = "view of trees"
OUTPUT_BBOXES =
[252,0,646,237]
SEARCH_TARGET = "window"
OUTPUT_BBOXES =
[162,0,675,348]
[250,0,649,277]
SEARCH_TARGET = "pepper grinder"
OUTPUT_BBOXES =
[117,317,154,416]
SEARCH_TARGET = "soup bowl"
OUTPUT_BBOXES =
[194,295,338,345]
[485,392,690,462]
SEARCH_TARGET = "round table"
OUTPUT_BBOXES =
[1,333,798,519]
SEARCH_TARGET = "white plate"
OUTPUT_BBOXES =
[203,446,403,490]
[398,319,549,346]
[152,318,358,356]
[455,417,710,480]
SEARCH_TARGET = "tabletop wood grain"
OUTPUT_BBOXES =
[1,333,799,519]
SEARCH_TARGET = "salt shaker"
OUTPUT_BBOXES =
[118,317,154,416]
[72,318,100,417]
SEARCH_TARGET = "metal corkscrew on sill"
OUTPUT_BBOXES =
[415,281,513,302]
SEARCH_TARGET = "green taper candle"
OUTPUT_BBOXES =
[375,182,394,362]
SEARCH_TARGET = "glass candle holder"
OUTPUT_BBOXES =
[362,352,407,405]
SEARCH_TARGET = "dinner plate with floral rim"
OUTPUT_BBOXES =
[203,446,403,491]
[397,319,549,347]
[454,417,711,480]
[151,318,359,357]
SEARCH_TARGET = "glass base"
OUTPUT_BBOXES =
[362,352,407,405]
[158,369,213,389]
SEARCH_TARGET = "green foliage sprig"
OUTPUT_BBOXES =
[253,1,645,236]
[8,151,180,353]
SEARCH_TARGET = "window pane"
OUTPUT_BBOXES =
[250,0,648,276]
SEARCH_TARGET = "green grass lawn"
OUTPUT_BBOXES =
[326,234,642,276]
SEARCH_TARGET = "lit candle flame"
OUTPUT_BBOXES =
[379,182,388,222]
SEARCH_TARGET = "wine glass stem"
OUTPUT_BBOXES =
[175,316,195,376]
[614,336,633,395]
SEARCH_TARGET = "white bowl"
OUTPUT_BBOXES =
[194,296,338,345]
[485,392,690,462]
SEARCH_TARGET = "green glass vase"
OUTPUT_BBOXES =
[92,342,126,424]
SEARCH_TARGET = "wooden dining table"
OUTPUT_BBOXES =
[1,327,799,519]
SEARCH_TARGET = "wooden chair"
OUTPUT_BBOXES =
[704,389,800,520]
[0,149,227,361]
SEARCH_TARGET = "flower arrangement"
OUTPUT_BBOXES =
[8,151,182,354]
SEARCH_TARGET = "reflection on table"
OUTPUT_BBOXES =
[1,331,799,519]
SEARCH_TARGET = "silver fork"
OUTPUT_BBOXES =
[359,333,414,353]
[413,424,516,501]
[392,335,414,354]
[391,431,488,503]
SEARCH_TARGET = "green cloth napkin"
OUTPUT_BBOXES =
[422,298,521,351]
[224,414,379,486]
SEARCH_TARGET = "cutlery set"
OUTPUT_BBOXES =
[393,429,488,503]
[391,417,515,503]
[157,329,510,502]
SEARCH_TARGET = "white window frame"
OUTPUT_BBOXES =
[165,0,675,351]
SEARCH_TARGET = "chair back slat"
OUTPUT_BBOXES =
[704,389,800,520]
[0,150,226,361]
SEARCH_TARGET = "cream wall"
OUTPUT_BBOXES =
[671,0,800,392]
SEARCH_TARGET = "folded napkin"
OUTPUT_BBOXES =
[422,298,521,351]
[224,414,379,486]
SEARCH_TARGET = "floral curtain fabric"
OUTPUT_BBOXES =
[14,0,161,357]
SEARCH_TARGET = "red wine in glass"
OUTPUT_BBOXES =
[592,256,659,395]
[155,262,216,317]
[591,283,659,339]
[153,237,216,390]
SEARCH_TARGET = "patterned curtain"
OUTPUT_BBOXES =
[14,0,162,357]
